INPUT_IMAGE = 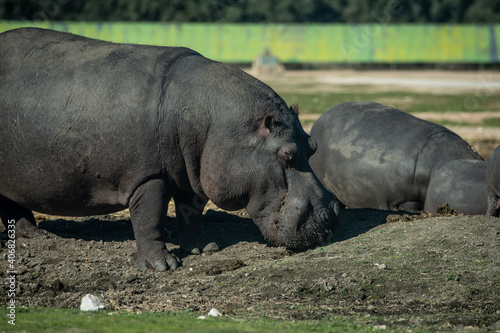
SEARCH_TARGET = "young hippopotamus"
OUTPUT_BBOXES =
[310,101,487,214]
[0,28,338,271]
[486,145,500,217]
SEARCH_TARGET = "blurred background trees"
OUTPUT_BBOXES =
[1,0,499,23]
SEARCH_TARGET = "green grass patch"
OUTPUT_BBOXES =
[0,307,418,333]
[274,90,500,115]
[430,118,500,128]
[482,117,500,127]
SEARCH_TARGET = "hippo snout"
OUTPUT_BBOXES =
[275,195,338,250]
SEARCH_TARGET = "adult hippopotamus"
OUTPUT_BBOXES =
[0,28,337,271]
[310,101,486,214]
[486,145,500,217]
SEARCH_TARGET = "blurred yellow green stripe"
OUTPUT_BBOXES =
[1,21,498,63]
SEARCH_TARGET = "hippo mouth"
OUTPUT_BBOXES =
[254,194,338,250]
[277,206,337,250]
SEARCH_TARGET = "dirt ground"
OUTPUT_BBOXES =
[1,70,500,332]
[1,204,499,331]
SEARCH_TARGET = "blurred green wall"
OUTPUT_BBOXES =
[1,21,498,63]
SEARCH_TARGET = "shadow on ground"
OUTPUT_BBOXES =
[37,206,415,250]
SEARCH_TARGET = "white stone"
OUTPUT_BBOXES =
[208,308,222,317]
[80,294,105,311]
[374,325,387,330]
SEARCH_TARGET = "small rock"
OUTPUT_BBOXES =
[80,294,105,311]
[373,324,387,329]
[197,315,206,320]
[378,264,387,270]
[208,308,222,317]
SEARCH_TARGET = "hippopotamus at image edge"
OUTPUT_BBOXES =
[310,101,487,214]
[0,28,338,271]
[486,145,500,217]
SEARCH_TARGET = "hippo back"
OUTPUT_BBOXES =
[0,28,201,214]
[310,102,482,210]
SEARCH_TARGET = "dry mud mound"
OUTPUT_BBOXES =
[1,206,499,331]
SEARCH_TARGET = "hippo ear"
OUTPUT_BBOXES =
[259,114,275,137]
[308,136,318,155]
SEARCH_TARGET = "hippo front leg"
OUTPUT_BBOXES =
[174,192,220,255]
[129,179,180,271]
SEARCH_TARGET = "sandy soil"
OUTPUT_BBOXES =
[256,69,500,94]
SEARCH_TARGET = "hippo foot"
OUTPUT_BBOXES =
[136,245,181,271]
[180,237,220,255]
[6,219,49,239]
[24,227,50,239]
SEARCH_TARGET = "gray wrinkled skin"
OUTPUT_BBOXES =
[0,28,337,271]
[310,101,486,214]
[486,145,500,217]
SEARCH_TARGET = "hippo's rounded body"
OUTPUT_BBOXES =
[0,28,337,271]
[310,102,486,214]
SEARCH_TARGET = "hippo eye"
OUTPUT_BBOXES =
[283,150,294,161]
[278,144,297,164]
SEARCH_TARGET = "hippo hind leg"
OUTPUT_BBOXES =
[0,196,45,239]
[173,192,219,255]
[487,193,500,217]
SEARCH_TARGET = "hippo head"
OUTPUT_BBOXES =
[197,96,338,250]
